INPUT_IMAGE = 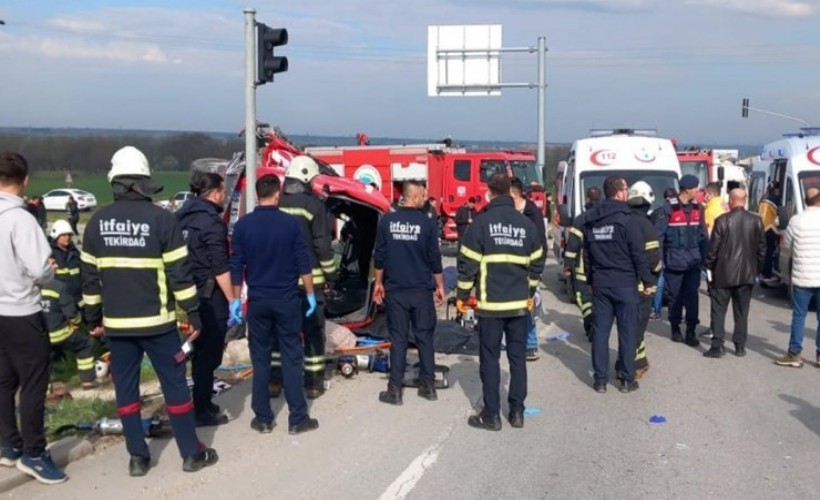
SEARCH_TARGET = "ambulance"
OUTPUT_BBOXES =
[553,129,682,262]
[756,128,820,293]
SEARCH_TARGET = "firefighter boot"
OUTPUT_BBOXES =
[417,380,438,401]
[671,325,683,343]
[378,384,403,406]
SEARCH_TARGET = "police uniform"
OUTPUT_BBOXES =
[273,177,337,396]
[584,198,654,390]
[457,195,544,426]
[81,146,215,474]
[373,206,443,400]
[654,197,708,344]
[41,279,95,384]
[563,202,597,341]
[176,196,231,422]
[230,204,315,430]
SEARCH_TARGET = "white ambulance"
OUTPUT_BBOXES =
[758,128,820,292]
[553,129,682,262]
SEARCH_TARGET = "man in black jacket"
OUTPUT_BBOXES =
[455,197,476,243]
[584,176,655,393]
[703,189,765,358]
[563,187,602,342]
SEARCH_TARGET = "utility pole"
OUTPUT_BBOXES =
[244,7,257,215]
[536,36,546,175]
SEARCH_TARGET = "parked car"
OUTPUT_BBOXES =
[42,188,97,211]
[156,191,195,212]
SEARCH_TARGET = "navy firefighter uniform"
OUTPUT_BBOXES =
[41,279,96,385]
[230,200,319,431]
[584,197,654,390]
[81,146,217,475]
[272,155,339,398]
[457,194,545,429]
[373,205,444,403]
[654,182,708,345]
[176,195,231,425]
[563,199,598,342]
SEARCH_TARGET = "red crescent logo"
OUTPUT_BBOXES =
[590,150,615,166]
[635,151,656,163]
[808,146,820,166]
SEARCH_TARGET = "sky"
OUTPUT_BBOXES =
[1,0,819,146]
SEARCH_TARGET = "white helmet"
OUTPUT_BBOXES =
[628,181,655,206]
[50,220,74,239]
[107,146,151,183]
[285,155,320,184]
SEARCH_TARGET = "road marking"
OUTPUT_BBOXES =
[377,423,456,500]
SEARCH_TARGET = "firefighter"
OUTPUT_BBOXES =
[229,174,319,435]
[457,174,545,430]
[269,155,338,399]
[81,146,217,477]
[49,220,82,308]
[372,180,445,405]
[41,279,97,389]
[176,172,233,427]
[654,174,708,346]
[584,176,655,393]
[614,181,662,381]
[562,187,601,342]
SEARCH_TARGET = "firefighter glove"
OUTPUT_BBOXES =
[456,299,468,314]
[306,294,317,318]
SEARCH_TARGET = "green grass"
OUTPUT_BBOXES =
[26,171,193,208]
[45,398,118,441]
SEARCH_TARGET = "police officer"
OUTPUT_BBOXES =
[229,174,319,435]
[271,155,337,399]
[563,187,601,342]
[457,174,544,430]
[176,172,233,427]
[372,181,445,405]
[41,278,97,389]
[616,181,662,381]
[654,174,708,346]
[49,220,82,308]
[583,176,654,393]
[81,146,217,477]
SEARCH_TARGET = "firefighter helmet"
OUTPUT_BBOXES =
[50,219,74,239]
[628,181,655,206]
[285,155,320,184]
[107,146,151,183]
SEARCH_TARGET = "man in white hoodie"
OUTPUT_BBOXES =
[775,186,820,369]
[0,152,66,484]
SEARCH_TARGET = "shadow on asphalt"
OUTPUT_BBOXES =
[779,394,820,438]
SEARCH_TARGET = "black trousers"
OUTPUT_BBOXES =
[385,289,436,389]
[665,268,701,331]
[709,285,753,347]
[478,315,527,418]
[0,313,51,457]
[592,287,639,384]
[271,290,326,390]
[192,287,228,414]
[68,217,79,236]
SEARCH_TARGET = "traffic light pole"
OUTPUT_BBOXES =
[244,7,257,214]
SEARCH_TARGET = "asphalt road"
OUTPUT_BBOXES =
[7,257,820,500]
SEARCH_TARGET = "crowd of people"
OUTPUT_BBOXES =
[0,147,818,485]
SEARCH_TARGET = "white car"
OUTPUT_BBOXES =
[156,191,195,212]
[42,188,98,211]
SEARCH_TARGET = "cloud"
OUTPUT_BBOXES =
[2,35,179,64]
[684,0,819,17]
[445,0,655,12]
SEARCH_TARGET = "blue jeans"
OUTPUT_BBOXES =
[526,311,537,349]
[653,273,665,315]
[788,286,820,355]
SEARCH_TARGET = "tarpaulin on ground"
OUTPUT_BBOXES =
[352,316,479,356]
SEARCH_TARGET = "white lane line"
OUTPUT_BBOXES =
[377,423,457,500]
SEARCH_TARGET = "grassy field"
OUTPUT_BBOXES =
[26,171,192,208]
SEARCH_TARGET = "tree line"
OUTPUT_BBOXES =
[0,131,243,173]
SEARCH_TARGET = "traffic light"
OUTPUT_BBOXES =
[741,97,750,118]
[256,23,288,85]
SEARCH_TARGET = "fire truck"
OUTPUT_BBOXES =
[676,148,747,203]
[303,141,546,241]
[553,129,681,293]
